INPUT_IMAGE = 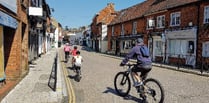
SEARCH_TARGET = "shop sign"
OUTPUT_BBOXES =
[0,11,17,29]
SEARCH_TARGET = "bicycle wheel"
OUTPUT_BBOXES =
[143,78,164,103]
[114,72,131,97]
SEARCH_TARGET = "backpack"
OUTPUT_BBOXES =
[140,45,150,57]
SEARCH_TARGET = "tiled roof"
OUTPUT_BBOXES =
[110,0,200,25]
[96,3,115,25]
[110,0,155,25]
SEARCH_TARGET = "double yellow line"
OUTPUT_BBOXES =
[59,50,76,103]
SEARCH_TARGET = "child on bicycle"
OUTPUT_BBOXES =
[63,43,71,61]
[72,51,83,74]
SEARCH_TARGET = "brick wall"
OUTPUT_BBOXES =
[197,2,209,64]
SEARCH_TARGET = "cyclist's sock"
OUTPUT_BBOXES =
[134,81,143,87]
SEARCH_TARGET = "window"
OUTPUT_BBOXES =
[204,6,209,24]
[157,15,165,28]
[202,41,209,57]
[169,40,190,57]
[31,0,42,7]
[121,24,124,35]
[170,12,180,26]
[147,18,155,29]
[112,26,114,36]
[132,21,137,34]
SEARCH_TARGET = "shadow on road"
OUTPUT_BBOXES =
[103,87,144,103]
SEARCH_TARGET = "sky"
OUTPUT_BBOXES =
[46,0,144,28]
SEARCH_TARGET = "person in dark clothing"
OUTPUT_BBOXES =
[120,38,152,86]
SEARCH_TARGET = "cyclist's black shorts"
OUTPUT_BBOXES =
[132,64,152,78]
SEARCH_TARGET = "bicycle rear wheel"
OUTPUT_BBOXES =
[143,78,164,103]
[114,72,131,97]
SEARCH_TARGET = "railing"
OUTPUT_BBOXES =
[153,53,209,74]
[48,53,58,91]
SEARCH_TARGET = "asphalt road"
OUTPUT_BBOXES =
[63,46,209,103]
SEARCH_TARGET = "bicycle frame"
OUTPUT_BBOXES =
[123,64,138,88]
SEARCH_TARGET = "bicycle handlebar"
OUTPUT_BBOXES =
[124,63,135,67]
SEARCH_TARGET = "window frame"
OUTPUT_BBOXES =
[170,12,181,26]
[157,15,165,28]
[121,24,124,35]
[132,21,137,34]
[204,5,209,24]
[111,26,114,36]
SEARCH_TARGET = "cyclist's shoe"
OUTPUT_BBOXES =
[137,85,144,93]
[133,82,143,87]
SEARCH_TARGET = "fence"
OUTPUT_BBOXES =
[154,53,209,74]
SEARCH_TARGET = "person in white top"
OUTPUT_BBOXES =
[72,51,83,67]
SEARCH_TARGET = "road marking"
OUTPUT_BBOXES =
[59,50,76,103]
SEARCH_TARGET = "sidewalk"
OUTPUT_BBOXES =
[1,48,66,103]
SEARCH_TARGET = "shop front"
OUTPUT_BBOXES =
[166,28,197,67]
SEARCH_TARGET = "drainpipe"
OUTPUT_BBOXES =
[196,2,200,68]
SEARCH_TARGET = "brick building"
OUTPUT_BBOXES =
[107,0,209,69]
[0,0,29,100]
[90,3,116,52]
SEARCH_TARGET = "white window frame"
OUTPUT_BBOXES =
[147,18,155,29]
[170,12,181,26]
[157,15,165,28]
[112,26,114,36]
[202,41,209,57]
[204,5,209,24]
[132,21,137,34]
[121,24,124,35]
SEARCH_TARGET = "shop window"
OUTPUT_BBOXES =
[169,39,187,57]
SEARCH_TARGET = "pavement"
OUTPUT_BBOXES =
[0,48,67,103]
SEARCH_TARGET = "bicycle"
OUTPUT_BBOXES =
[114,63,165,103]
[65,53,70,63]
[73,65,82,82]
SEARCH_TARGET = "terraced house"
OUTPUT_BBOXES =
[107,0,209,69]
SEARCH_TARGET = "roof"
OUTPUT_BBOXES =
[109,0,200,25]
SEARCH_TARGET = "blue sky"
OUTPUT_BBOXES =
[46,0,144,28]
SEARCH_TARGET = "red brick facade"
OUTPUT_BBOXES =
[107,0,208,68]
[0,0,29,100]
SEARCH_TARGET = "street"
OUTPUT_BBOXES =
[61,46,209,103]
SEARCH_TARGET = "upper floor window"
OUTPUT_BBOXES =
[147,18,155,29]
[132,21,137,34]
[121,24,124,35]
[112,26,114,36]
[170,12,180,26]
[157,15,165,28]
[204,6,209,24]
[31,0,42,7]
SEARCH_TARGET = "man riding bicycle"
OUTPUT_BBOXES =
[120,38,152,87]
